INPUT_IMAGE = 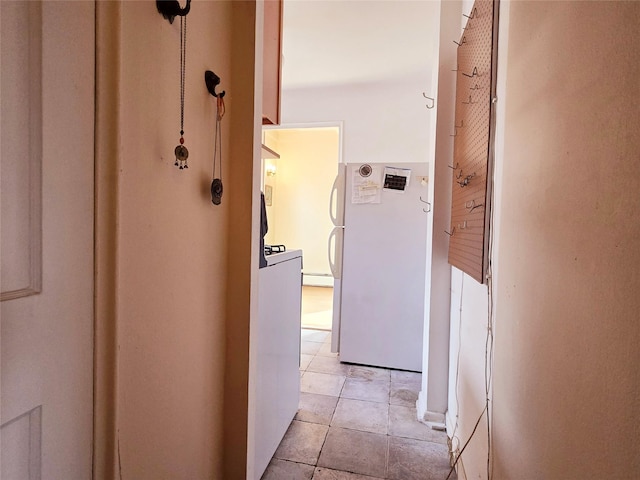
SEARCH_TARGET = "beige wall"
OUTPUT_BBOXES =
[450,1,640,478]
[96,1,257,478]
[263,128,339,278]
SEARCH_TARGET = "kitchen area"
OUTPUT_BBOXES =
[251,1,442,478]
[254,125,433,478]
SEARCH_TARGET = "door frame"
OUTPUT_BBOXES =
[93,2,120,478]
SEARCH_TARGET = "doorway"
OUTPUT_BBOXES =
[261,125,341,332]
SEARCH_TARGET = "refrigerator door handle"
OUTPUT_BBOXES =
[329,164,346,227]
[328,226,343,279]
[329,175,339,226]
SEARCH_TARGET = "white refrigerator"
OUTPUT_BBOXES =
[328,163,429,372]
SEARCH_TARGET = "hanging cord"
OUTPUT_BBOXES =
[212,95,226,179]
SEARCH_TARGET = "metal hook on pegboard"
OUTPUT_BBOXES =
[462,66,479,78]
[454,36,467,47]
[451,120,464,137]
[465,200,485,213]
[457,172,476,187]
[463,7,477,19]
[462,95,477,105]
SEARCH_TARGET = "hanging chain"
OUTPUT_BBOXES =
[179,15,187,138]
[175,16,189,169]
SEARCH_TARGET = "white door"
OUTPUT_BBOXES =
[1,2,95,479]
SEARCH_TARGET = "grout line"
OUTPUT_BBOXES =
[385,432,390,478]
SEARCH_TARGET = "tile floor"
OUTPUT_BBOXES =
[261,329,456,480]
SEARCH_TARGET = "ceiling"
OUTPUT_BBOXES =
[281,0,441,90]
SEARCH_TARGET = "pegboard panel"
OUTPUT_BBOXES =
[448,0,498,284]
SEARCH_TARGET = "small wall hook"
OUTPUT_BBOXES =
[462,95,477,105]
[445,227,456,237]
[156,0,191,24]
[463,7,477,19]
[454,36,467,47]
[462,66,479,78]
[418,197,431,212]
[457,172,476,187]
[422,93,435,109]
[465,200,484,212]
[205,70,226,98]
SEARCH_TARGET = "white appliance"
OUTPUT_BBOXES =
[253,249,303,479]
[328,163,429,372]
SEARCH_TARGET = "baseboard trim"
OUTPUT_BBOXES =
[302,274,333,287]
[416,391,446,430]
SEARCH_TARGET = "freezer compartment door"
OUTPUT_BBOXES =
[329,163,346,227]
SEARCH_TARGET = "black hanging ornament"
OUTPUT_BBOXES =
[211,178,223,206]
[211,93,225,205]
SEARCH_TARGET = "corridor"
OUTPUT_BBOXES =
[261,330,455,479]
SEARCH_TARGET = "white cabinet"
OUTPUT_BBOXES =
[253,250,302,479]
[262,0,282,125]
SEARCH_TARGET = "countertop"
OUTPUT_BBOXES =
[265,249,303,267]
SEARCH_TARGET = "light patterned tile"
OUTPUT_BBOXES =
[389,381,419,407]
[341,378,389,404]
[300,354,314,371]
[317,427,388,478]
[387,436,453,480]
[261,458,315,480]
[331,398,389,434]
[301,329,330,343]
[317,341,338,357]
[390,370,421,386]
[308,355,350,375]
[296,392,339,425]
[388,404,448,444]
[348,365,391,382]
[301,371,346,397]
[312,467,384,480]
[274,420,329,466]
[302,341,323,355]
